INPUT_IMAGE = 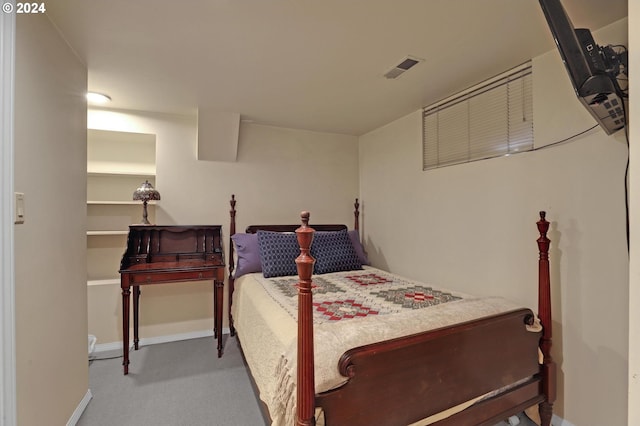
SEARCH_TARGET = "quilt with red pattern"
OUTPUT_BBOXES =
[262,269,463,324]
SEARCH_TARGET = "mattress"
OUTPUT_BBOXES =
[231,266,524,426]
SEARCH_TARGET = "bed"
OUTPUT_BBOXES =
[226,195,556,426]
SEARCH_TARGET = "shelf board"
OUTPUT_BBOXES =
[87,230,128,236]
[87,170,156,177]
[87,278,120,287]
[87,200,157,205]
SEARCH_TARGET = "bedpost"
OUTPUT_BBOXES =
[354,198,360,232]
[296,212,316,426]
[228,195,237,336]
[536,211,556,426]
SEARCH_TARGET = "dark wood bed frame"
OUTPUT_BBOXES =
[227,195,556,426]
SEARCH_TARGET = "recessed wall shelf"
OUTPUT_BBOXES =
[86,129,157,285]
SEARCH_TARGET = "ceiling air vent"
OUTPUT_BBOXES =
[384,56,423,79]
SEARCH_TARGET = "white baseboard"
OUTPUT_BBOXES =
[66,389,92,426]
[93,328,229,354]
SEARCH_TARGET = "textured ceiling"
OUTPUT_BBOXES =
[45,0,627,135]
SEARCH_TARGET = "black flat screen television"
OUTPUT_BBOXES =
[538,0,626,135]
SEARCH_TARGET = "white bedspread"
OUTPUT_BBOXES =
[231,267,521,426]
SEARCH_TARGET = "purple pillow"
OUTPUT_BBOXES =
[348,229,370,265]
[231,233,262,278]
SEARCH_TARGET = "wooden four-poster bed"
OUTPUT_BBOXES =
[226,195,556,426]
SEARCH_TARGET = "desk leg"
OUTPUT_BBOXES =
[121,285,131,375]
[133,286,140,350]
[215,279,224,357]
[212,280,217,339]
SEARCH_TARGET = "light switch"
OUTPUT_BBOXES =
[14,192,24,224]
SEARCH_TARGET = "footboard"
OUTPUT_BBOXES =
[294,210,555,426]
[316,308,542,426]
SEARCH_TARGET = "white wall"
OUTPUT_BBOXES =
[87,109,359,344]
[359,19,629,426]
[14,14,88,426]
[628,2,639,424]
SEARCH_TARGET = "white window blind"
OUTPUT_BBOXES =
[423,62,533,170]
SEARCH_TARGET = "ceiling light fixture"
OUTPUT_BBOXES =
[86,92,112,104]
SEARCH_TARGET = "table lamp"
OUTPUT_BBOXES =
[133,180,160,224]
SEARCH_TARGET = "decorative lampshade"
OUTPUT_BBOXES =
[132,180,161,224]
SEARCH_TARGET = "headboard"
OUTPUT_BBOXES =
[245,224,347,234]
[226,195,362,336]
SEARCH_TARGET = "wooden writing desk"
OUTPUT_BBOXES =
[119,225,225,375]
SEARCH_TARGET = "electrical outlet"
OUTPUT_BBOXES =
[14,192,24,224]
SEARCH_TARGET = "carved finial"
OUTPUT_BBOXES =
[300,211,310,227]
[230,195,237,220]
[537,210,550,263]
[537,211,549,236]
